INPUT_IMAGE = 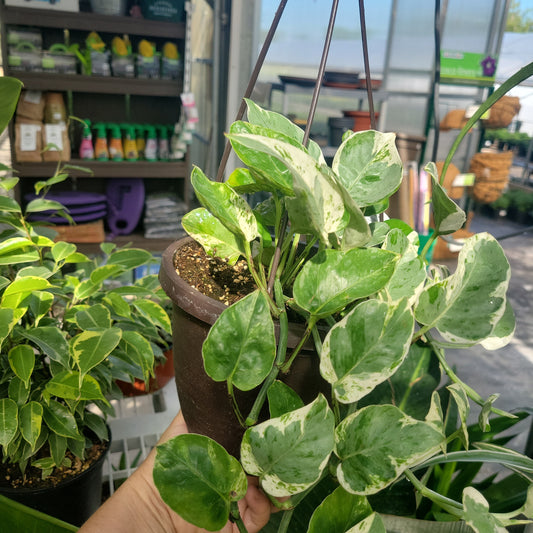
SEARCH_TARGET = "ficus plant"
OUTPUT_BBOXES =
[154,63,533,533]
[0,76,171,482]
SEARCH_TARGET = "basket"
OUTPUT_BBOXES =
[481,96,521,129]
[469,150,513,204]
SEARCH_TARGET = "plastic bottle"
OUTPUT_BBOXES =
[144,125,158,161]
[170,122,182,160]
[107,123,124,161]
[79,119,94,160]
[156,124,169,161]
[93,122,109,161]
[121,123,138,161]
[134,124,146,160]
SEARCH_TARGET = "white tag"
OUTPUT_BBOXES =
[452,173,475,187]
[24,90,42,105]
[20,124,40,151]
[44,124,64,151]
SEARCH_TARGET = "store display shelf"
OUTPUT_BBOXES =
[14,160,187,178]
[0,6,185,39]
[77,235,178,255]
[8,71,182,97]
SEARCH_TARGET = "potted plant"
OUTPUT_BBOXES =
[155,57,533,531]
[0,76,171,526]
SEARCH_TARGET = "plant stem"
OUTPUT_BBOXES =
[245,280,288,426]
[230,502,248,533]
[280,316,317,373]
[228,381,246,427]
[419,231,437,262]
[427,334,516,419]
[404,469,464,518]
[277,509,294,533]
[244,241,278,317]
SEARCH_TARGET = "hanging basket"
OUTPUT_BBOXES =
[469,150,513,204]
[481,96,521,129]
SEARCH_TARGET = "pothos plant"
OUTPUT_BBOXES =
[0,76,171,482]
[154,67,533,533]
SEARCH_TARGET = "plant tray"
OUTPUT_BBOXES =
[46,219,105,243]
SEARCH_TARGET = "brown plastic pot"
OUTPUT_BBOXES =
[159,237,327,456]
[342,109,380,131]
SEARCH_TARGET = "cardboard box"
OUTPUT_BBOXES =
[4,0,79,12]
[47,219,105,243]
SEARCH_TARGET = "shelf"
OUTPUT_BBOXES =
[77,234,178,254]
[7,71,182,97]
[14,159,188,179]
[1,6,185,39]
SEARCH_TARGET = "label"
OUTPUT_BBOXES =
[145,138,158,160]
[452,173,475,187]
[23,90,42,105]
[44,124,63,151]
[20,124,40,151]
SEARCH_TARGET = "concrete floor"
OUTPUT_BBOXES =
[438,211,533,456]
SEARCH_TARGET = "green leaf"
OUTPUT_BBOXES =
[346,513,386,533]
[335,405,444,495]
[191,166,259,243]
[181,208,245,265]
[2,276,51,307]
[320,299,414,403]
[8,345,35,387]
[0,76,23,134]
[119,330,155,383]
[462,487,507,532]
[48,432,67,468]
[89,264,124,284]
[133,299,171,333]
[293,248,398,318]
[228,132,346,243]
[447,383,470,448]
[332,130,403,207]
[154,434,247,531]
[42,400,80,440]
[245,99,325,164]
[0,248,41,266]
[45,370,106,401]
[103,292,131,318]
[75,304,112,330]
[71,328,122,376]
[425,162,466,235]
[267,380,304,418]
[241,394,335,497]
[415,233,510,344]
[307,486,372,533]
[83,412,109,442]
[51,242,77,263]
[19,401,43,450]
[0,398,19,447]
[28,291,55,324]
[20,327,69,367]
[73,279,99,301]
[25,199,67,214]
[226,167,264,193]
[0,195,22,213]
[8,377,30,406]
[0,237,33,256]
[480,300,516,350]
[203,290,276,391]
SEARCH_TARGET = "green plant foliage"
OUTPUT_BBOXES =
[153,94,532,532]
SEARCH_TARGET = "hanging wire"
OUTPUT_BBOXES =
[215,0,289,182]
[302,0,340,146]
[431,0,442,162]
[358,0,376,129]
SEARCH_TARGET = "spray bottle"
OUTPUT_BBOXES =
[134,124,146,160]
[156,124,169,161]
[107,123,124,161]
[79,119,94,160]
[121,123,138,161]
[144,124,158,161]
[93,122,109,161]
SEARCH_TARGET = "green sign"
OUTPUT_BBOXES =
[441,51,497,82]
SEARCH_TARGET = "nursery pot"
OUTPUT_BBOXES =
[0,437,110,527]
[159,237,327,457]
[342,109,380,131]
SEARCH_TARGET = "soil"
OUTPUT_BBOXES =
[0,441,107,490]
[174,240,256,306]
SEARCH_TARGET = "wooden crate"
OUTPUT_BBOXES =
[47,219,105,243]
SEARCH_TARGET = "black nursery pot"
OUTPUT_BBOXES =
[159,237,328,457]
[0,438,110,527]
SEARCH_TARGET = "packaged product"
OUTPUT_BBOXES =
[42,124,71,162]
[15,122,42,162]
[16,90,45,121]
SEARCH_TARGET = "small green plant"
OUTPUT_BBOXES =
[153,66,533,532]
[0,76,171,481]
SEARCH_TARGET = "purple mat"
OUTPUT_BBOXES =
[106,179,145,236]
[25,191,107,207]
[36,202,108,216]
[29,210,107,224]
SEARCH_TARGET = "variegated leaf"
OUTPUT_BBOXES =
[320,299,414,403]
[462,487,507,533]
[346,513,386,533]
[241,394,334,497]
